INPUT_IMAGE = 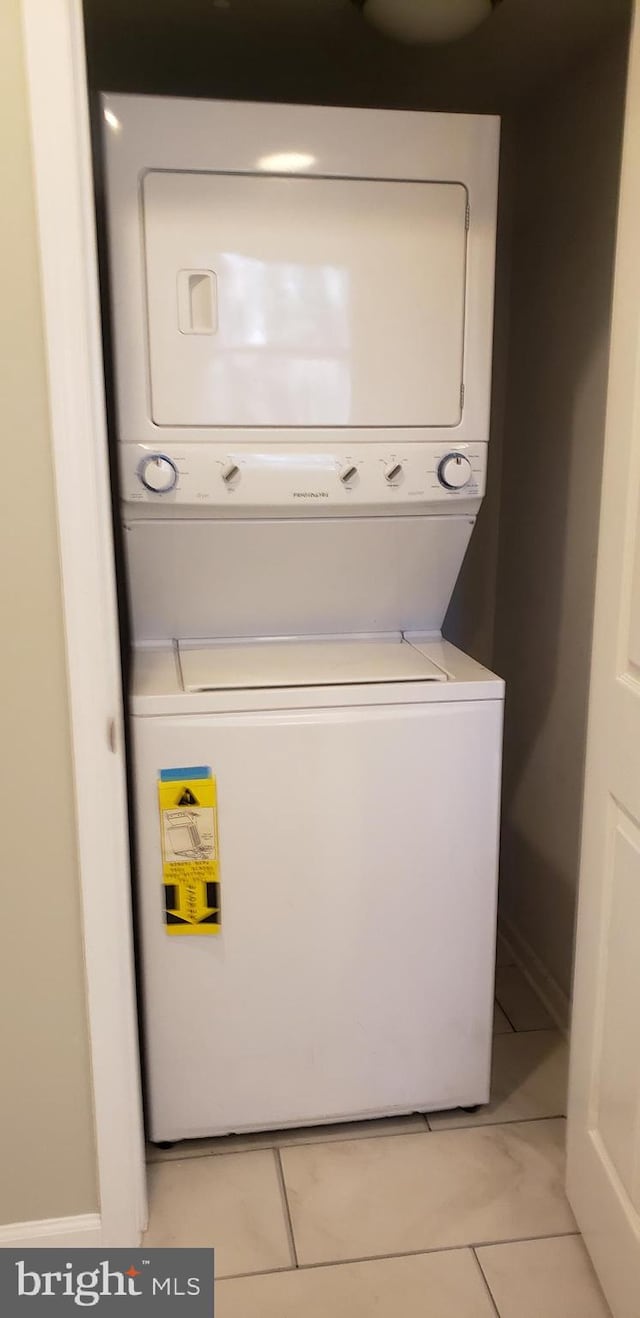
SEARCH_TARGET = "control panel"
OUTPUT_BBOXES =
[122,442,486,513]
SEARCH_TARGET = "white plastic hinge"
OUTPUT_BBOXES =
[107,718,118,753]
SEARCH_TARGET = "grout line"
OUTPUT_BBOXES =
[218,1233,582,1282]
[218,1245,471,1282]
[472,1247,501,1316]
[148,1111,567,1166]
[218,1263,298,1283]
[495,973,557,1034]
[506,1025,561,1035]
[494,994,518,1032]
[274,1147,299,1269]
[497,925,571,1039]
[219,1243,474,1282]
[297,1231,582,1272]
[473,1230,581,1254]
[427,1112,567,1132]
[146,1120,431,1165]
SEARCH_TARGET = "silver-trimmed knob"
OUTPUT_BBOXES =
[438,452,472,491]
[139,453,177,493]
[221,462,241,485]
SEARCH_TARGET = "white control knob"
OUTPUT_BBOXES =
[339,463,359,487]
[139,454,177,493]
[221,462,241,485]
[384,461,404,484]
[438,452,472,491]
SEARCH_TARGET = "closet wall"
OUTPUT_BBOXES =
[443,123,515,669]
[493,30,629,1009]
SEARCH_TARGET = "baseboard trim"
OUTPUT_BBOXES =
[0,1214,102,1249]
[499,915,572,1037]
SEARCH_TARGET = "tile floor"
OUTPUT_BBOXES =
[145,942,611,1316]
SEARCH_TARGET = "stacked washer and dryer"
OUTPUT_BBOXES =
[102,94,503,1142]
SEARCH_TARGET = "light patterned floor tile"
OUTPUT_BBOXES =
[495,964,555,1030]
[217,1250,496,1317]
[143,1149,292,1277]
[428,1030,568,1129]
[494,1002,514,1034]
[280,1118,575,1265]
[147,1113,426,1163]
[477,1235,612,1318]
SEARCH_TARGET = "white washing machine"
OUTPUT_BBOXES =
[132,635,502,1139]
[102,94,503,1140]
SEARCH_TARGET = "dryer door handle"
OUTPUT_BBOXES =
[177,269,217,334]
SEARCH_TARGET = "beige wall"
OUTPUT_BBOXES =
[493,33,628,1000]
[0,0,97,1224]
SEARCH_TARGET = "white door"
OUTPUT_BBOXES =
[566,9,640,1316]
[143,171,467,428]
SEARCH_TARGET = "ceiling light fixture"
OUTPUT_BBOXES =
[354,0,502,45]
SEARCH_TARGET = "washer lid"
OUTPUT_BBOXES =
[178,638,446,692]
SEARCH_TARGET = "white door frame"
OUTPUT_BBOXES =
[21,0,146,1245]
[566,3,640,1311]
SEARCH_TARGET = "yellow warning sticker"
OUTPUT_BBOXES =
[158,767,221,936]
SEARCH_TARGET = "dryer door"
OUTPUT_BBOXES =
[142,171,468,429]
